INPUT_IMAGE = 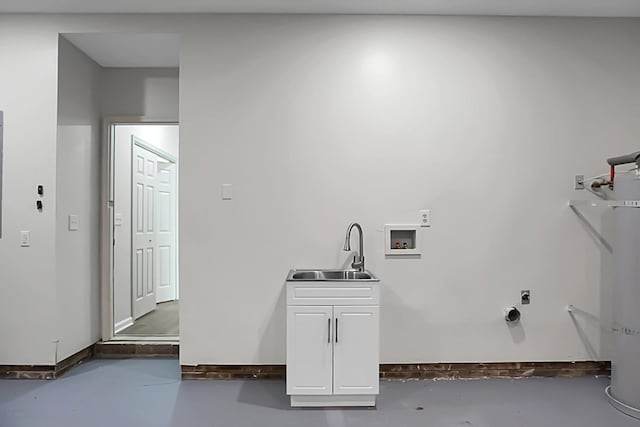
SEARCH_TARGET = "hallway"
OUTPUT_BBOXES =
[119,301,179,336]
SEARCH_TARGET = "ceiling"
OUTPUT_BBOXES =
[5,0,640,16]
[63,33,180,67]
[52,1,640,68]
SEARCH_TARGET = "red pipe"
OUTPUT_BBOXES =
[610,165,616,183]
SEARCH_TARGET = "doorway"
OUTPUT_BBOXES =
[110,123,179,338]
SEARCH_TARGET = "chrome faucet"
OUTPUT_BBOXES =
[343,222,365,272]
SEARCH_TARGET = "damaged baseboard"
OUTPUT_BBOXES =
[94,342,179,358]
[0,341,179,380]
[181,361,611,380]
[0,344,95,380]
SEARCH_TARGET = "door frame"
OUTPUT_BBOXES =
[100,116,179,342]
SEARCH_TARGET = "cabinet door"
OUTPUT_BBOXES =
[333,306,379,395]
[287,305,333,395]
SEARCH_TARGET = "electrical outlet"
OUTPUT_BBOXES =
[419,209,431,227]
[575,175,584,190]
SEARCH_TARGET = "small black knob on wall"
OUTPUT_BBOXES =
[36,200,43,211]
[37,185,43,196]
[504,307,521,323]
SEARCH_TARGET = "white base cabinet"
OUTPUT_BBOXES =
[286,281,380,407]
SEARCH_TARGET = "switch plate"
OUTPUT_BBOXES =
[418,209,431,227]
[575,175,584,190]
[20,231,30,247]
[68,214,79,231]
[222,184,233,200]
[521,290,531,305]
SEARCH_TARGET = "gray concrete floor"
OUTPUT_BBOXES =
[0,359,637,427]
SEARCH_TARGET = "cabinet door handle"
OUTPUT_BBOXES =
[328,318,331,343]
[335,318,339,343]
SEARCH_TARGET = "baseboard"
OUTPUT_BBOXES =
[182,364,285,380]
[94,342,179,358]
[291,395,376,407]
[181,361,611,380]
[0,341,179,379]
[114,317,134,334]
[379,361,611,379]
[2,352,609,381]
[0,344,95,380]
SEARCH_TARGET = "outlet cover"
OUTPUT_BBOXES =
[575,175,584,190]
[418,209,431,227]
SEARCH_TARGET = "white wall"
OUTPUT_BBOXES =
[178,16,640,365]
[0,14,179,364]
[113,124,179,331]
[102,68,179,119]
[55,37,103,361]
[0,15,639,366]
[0,19,59,365]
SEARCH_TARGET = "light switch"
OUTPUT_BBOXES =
[20,231,30,247]
[68,214,79,231]
[114,213,123,226]
[222,184,233,200]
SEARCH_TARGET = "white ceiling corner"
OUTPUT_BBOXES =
[62,33,180,68]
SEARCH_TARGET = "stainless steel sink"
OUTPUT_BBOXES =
[287,269,379,282]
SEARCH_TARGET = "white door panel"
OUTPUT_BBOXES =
[135,249,143,299]
[135,184,144,231]
[146,186,154,231]
[287,306,333,395]
[158,245,171,297]
[333,306,380,395]
[158,191,170,231]
[132,139,158,319]
[155,159,176,303]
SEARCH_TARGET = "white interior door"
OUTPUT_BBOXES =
[156,159,176,303]
[287,306,333,395]
[132,139,158,319]
[333,306,380,395]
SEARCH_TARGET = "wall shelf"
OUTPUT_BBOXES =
[569,199,640,209]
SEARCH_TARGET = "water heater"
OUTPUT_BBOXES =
[605,157,640,419]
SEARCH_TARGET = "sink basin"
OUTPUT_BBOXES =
[322,271,372,280]
[287,269,379,282]
[291,271,320,280]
